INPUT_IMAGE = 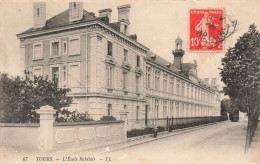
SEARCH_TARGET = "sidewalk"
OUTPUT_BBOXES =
[67,121,228,156]
[248,122,260,163]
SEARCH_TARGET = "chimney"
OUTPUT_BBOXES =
[172,35,184,71]
[211,78,217,86]
[117,4,131,35]
[69,2,83,22]
[33,2,46,29]
[99,8,112,23]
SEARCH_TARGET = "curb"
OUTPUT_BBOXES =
[94,120,228,155]
[126,121,227,143]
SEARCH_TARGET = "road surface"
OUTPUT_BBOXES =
[97,121,250,164]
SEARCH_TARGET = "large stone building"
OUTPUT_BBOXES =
[17,2,221,130]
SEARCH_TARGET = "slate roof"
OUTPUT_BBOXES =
[20,9,97,35]
[146,51,190,79]
[19,9,123,36]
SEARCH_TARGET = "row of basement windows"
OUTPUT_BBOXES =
[107,41,141,67]
[33,63,80,88]
[33,37,80,60]
[107,104,140,121]
[107,101,212,121]
[146,66,213,103]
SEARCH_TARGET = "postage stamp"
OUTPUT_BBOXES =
[189,9,224,52]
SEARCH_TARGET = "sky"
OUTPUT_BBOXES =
[0,0,259,91]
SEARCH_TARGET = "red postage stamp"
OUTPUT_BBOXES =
[190,9,224,52]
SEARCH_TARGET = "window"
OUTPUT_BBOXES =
[187,84,190,98]
[176,80,180,95]
[68,63,80,87]
[124,49,128,62]
[33,67,42,77]
[182,103,185,117]
[136,55,140,67]
[33,43,43,59]
[62,66,67,82]
[170,101,174,117]
[108,104,112,116]
[37,8,40,16]
[107,41,113,56]
[181,82,185,97]
[163,100,167,118]
[155,99,159,118]
[146,66,151,89]
[195,87,197,99]
[124,105,127,110]
[136,75,140,93]
[191,85,193,98]
[63,41,67,55]
[176,102,179,118]
[198,88,200,100]
[136,106,140,121]
[51,41,60,57]
[124,25,128,34]
[107,65,113,88]
[163,74,168,92]
[69,37,80,55]
[170,77,174,94]
[51,66,59,85]
[186,104,189,117]
[123,71,127,90]
[155,70,160,90]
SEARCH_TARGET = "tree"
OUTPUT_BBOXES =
[220,24,260,151]
[0,71,73,123]
[221,98,231,116]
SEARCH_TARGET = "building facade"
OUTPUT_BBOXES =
[17,2,221,130]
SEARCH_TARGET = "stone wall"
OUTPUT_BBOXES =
[0,105,126,153]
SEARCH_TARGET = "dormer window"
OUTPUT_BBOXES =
[124,25,128,34]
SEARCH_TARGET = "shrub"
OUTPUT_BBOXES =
[157,126,165,132]
[127,128,153,138]
[54,109,93,122]
[100,115,116,121]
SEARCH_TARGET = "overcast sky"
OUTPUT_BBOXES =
[0,0,259,90]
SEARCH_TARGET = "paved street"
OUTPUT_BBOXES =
[95,120,251,164]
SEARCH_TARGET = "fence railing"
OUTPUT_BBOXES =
[127,116,228,131]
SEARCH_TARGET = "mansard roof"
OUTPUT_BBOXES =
[146,51,184,76]
[19,9,96,35]
[146,51,218,92]
[17,8,149,53]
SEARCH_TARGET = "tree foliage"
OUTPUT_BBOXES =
[0,71,73,123]
[220,24,260,118]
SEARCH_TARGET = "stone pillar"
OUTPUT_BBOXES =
[119,111,129,141]
[36,105,56,152]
